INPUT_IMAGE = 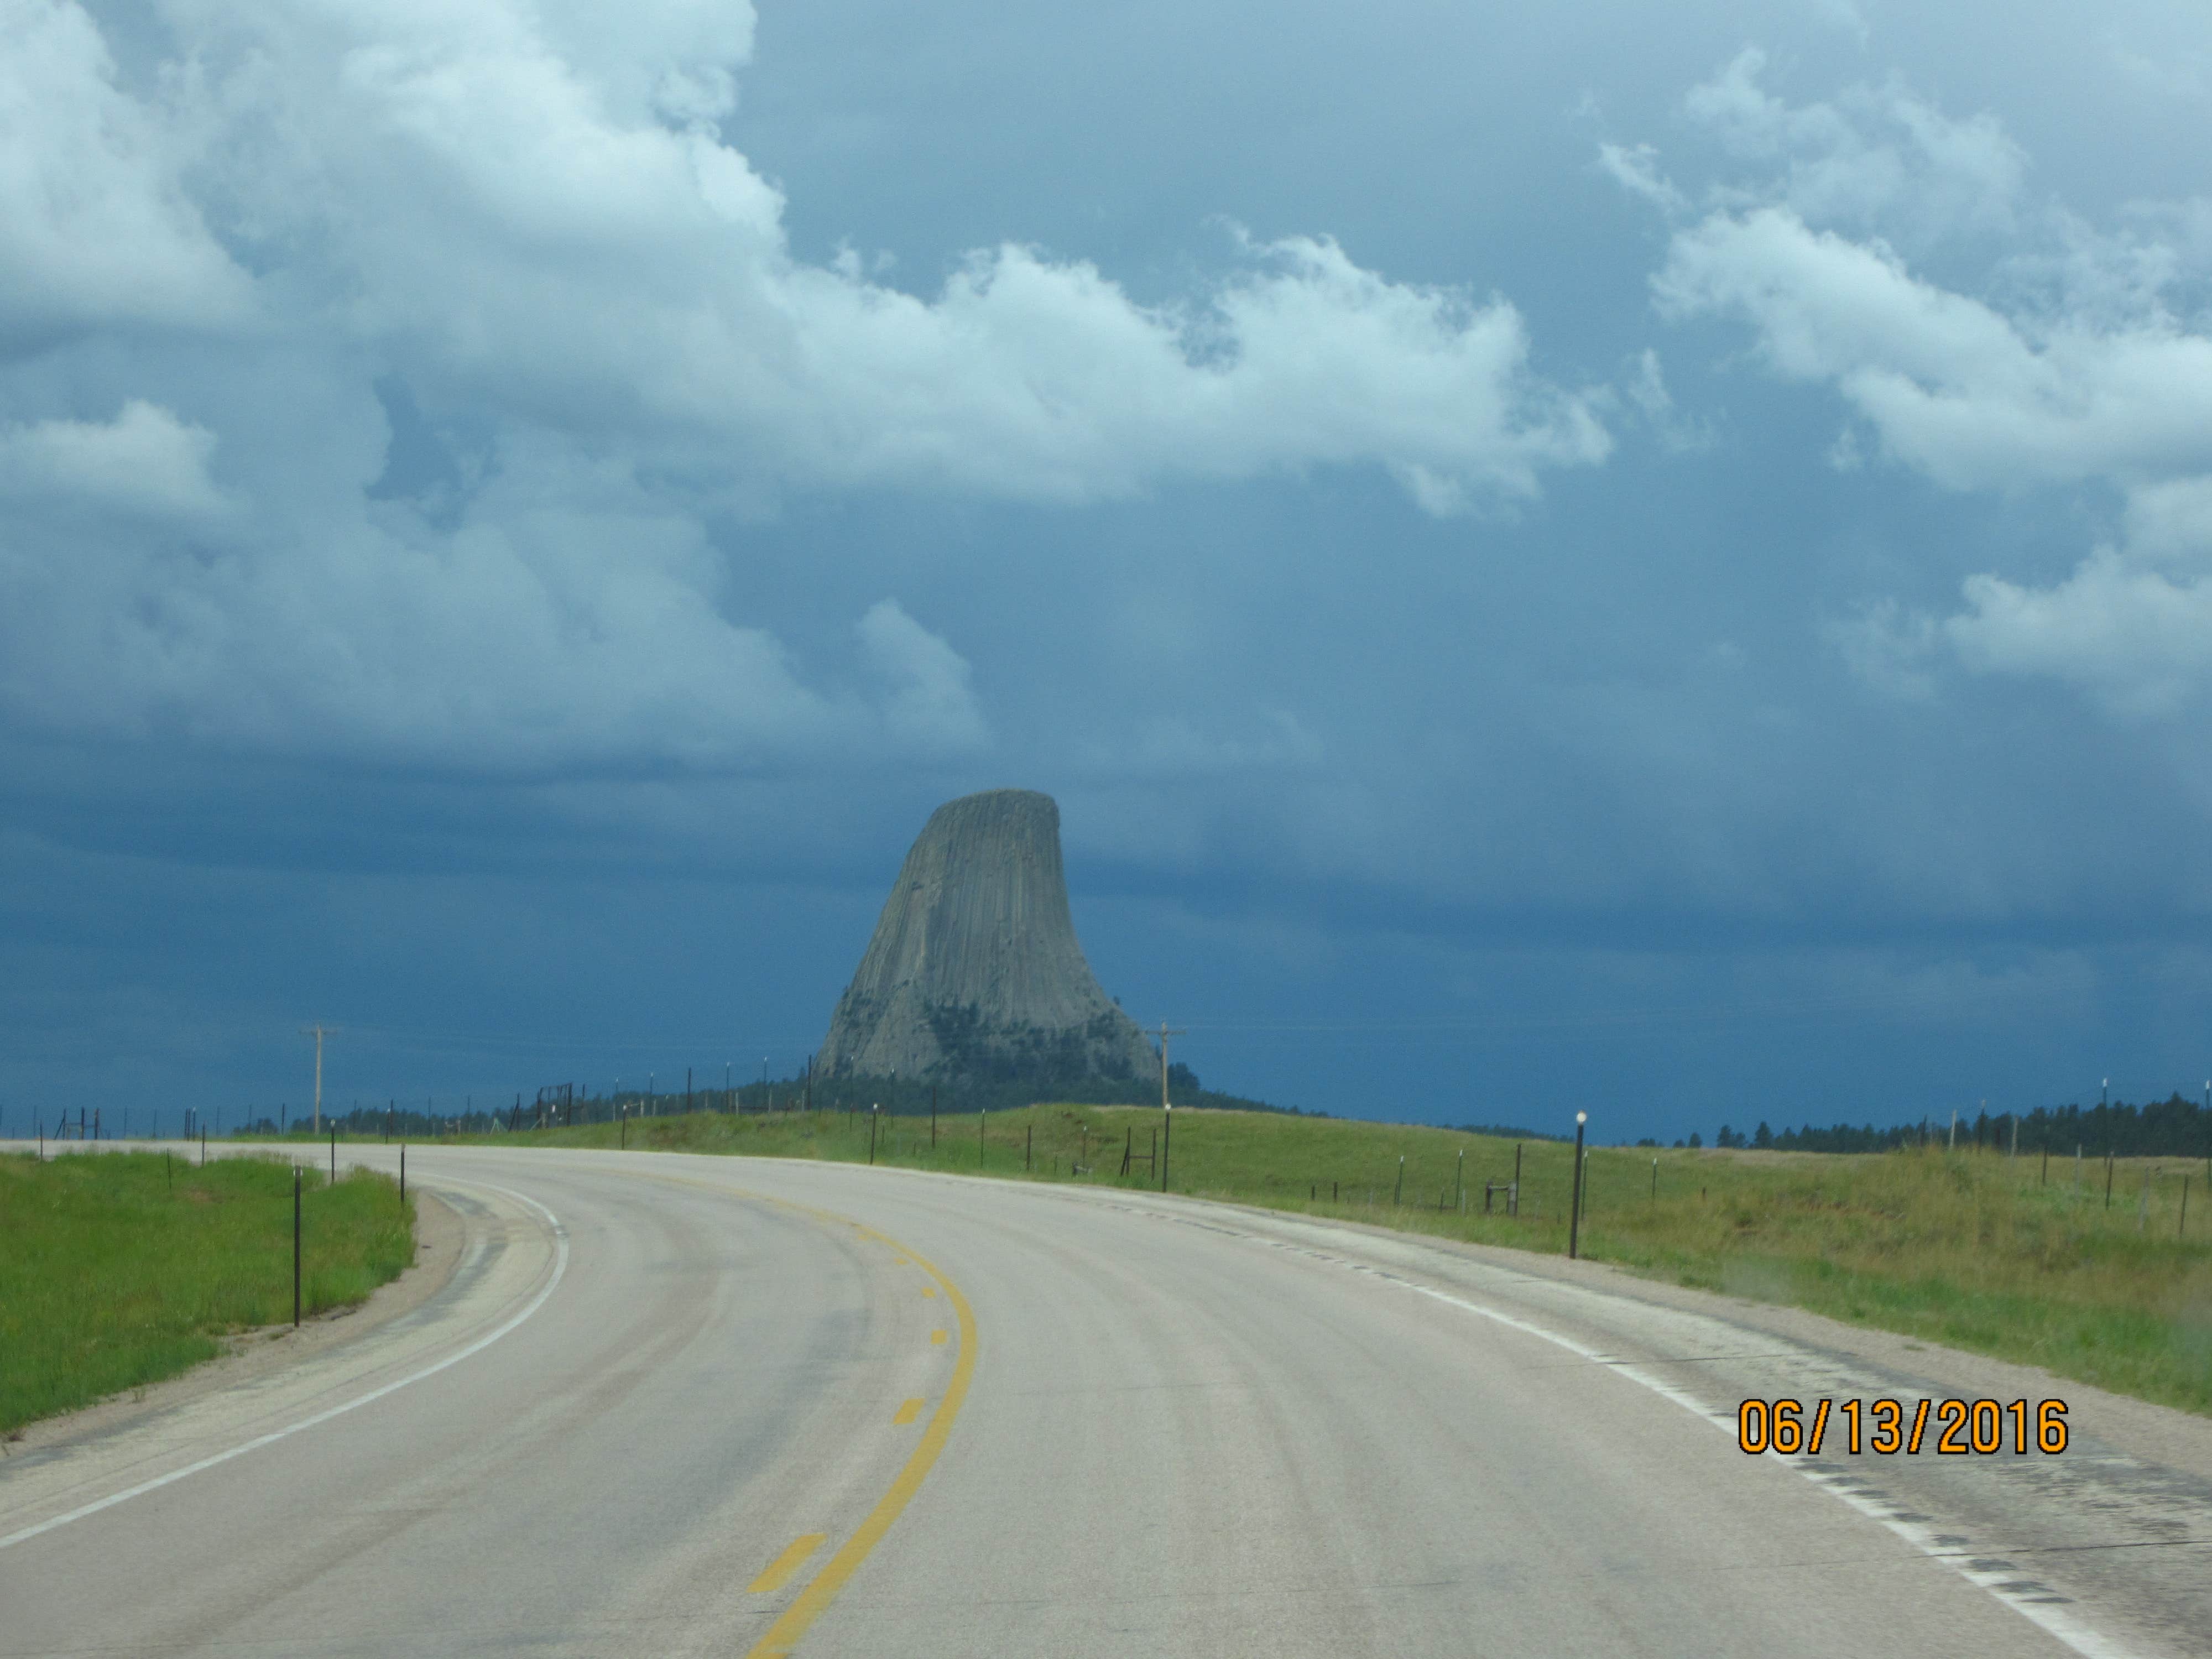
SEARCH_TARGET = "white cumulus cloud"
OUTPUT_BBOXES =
[0,400,226,518]
[1621,49,2212,718]
[0,0,1611,776]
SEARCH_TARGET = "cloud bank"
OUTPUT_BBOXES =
[1618,48,2212,717]
[0,0,1607,775]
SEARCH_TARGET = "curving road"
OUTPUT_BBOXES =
[4,1146,2209,1657]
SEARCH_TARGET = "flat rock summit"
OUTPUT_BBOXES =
[815,789,1157,1089]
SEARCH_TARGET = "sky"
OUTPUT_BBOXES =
[6,0,2212,1142]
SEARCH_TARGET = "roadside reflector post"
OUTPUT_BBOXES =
[870,1104,878,1165]
[399,1141,405,1206]
[1026,1123,1032,1171]
[1455,1149,1464,1211]
[1394,1155,1403,1207]
[979,1108,986,1167]
[1568,1112,1588,1260]
[293,1165,302,1328]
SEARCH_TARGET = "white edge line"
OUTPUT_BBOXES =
[0,1178,569,1552]
[1270,1230,2139,1659]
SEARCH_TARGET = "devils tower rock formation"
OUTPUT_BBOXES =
[815,790,1157,1089]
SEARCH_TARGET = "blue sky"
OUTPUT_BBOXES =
[6,0,2212,1141]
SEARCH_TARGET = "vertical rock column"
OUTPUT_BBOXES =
[815,789,1157,1086]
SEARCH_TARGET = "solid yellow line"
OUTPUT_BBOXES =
[930,1329,947,1344]
[743,1225,978,1659]
[893,1397,924,1425]
[748,1533,826,1594]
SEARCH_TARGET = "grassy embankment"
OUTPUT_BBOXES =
[0,1150,414,1435]
[429,1101,2212,1416]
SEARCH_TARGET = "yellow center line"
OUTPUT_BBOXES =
[748,1534,825,1594]
[893,1397,924,1425]
[610,1168,980,1659]
[748,1233,978,1659]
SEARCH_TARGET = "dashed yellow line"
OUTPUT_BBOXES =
[743,1223,978,1659]
[748,1534,825,1594]
[921,1286,937,1298]
[893,1397,924,1425]
[609,1168,979,1659]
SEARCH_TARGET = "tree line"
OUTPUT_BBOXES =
[1706,1093,2212,1157]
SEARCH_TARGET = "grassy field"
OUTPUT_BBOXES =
[0,1150,414,1435]
[401,1099,2212,1416]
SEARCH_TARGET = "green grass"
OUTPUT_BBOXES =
[0,1151,415,1434]
[412,1101,2212,1416]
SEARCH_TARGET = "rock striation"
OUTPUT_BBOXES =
[815,790,1157,1089]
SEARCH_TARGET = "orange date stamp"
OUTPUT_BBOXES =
[1736,1396,2069,1455]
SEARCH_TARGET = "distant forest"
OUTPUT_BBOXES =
[806,1060,1310,1119]
[210,1057,1306,1141]
[1705,1093,2212,1159]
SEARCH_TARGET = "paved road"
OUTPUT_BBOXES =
[4,1145,2208,1656]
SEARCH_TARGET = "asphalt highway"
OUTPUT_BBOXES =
[4,1145,2208,1657]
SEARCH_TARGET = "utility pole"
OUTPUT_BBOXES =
[1158,1021,1187,1193]
[299,1024,336,1135]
